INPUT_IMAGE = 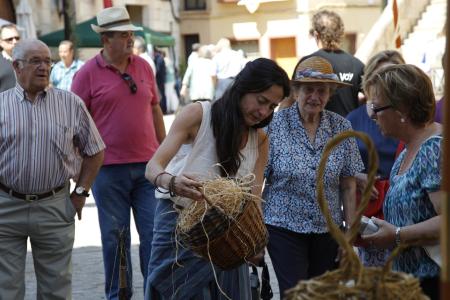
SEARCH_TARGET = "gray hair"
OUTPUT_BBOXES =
[133,36,146,53]
[12,39,50,61]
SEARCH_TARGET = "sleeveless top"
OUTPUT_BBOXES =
[156,101,259,207]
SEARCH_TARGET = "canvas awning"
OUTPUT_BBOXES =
[39,17,175,48]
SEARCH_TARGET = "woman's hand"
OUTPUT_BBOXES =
[355,172,379,200]
[171,173,204,201]
[361,217,396,249]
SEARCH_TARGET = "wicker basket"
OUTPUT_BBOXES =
[285,131,428,300]
[179,195,268,270]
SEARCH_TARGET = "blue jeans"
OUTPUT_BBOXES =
[92,163,157,300]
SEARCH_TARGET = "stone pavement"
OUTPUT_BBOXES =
[24,196,281,299]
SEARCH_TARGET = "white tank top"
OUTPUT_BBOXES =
[156,101,259,207]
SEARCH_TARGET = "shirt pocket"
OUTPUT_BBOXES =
[51,124,75,157]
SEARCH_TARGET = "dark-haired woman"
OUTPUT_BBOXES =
[144,58,290,299]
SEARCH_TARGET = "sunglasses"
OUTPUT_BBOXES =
[371,103,393,114]
[2,36,20,43]
[121,73,137,94]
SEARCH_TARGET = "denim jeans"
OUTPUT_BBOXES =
[92,163,157,300]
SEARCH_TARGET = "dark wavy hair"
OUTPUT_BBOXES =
[211,58,290,177]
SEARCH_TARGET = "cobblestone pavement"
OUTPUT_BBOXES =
[24,115,281,300]
[24,197,280,299]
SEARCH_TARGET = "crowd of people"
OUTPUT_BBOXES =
[0,5,445,300]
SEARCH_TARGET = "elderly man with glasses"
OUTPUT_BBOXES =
[71,6,165,300]
[0,39,105,299]
[0,23,20,92]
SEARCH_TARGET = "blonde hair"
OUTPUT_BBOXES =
[364,64,435,126]
[312,10,344,50]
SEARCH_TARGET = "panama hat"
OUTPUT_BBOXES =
[292,56,351,87]
[91,7,142,33]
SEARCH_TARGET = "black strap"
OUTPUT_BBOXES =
[260,262,273,300]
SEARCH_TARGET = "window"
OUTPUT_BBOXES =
[185,0,206,10]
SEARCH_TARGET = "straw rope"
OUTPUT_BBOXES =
[285,130,428,300]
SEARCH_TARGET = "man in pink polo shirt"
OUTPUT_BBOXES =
[71,7,165,300]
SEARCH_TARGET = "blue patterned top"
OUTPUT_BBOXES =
[384,135,442,278]
[263,105,364,233]
[50,59,84,91]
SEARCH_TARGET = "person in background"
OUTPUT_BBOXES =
[0,23,20,60]
[0,23,20,92]
[71,7,166,299]
[50,40,84,91]
[145,58,290,300]
[0,39,104,299]
[162,49,179,113]
[187,42,200,66]
[213,38,245,100]
[180,45,216,103]
[263,56,363,297]
[279,10,364,116]
[154,48,167,114]
[362,64,442,300]
[346,50,405,266]
[133,36,156,76]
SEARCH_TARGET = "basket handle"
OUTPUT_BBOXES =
[316,130,378,274]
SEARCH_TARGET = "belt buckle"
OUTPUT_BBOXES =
[25,194,39,202]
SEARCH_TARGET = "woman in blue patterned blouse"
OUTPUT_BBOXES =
[262,56,364,296]
[361,64,442,300]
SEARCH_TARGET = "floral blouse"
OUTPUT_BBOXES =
[263,105,364,233]
[384,136,442,278]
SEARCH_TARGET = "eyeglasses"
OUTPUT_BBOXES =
[2,36,20,43]
[371,103,393,114]
[121,73,137,94]
[16,58,53,67]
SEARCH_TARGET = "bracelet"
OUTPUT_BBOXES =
[153,171,172,187]
[395,227,402,246]
[169,175,177,197]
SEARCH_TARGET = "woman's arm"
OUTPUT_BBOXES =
[362,190,442,248]
[252,129,269,197]
[340,176,357,228]
[145,103,204,200]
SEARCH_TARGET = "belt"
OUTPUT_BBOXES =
[0,182,66,201]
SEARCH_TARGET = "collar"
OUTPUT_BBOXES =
[96,51,134,70]
[14,83,48,103]
[2,51,12,61]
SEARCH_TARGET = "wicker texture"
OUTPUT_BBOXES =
[180,195,268,270]
[285,130,428,300]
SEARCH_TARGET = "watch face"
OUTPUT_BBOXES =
[75,186,85,194]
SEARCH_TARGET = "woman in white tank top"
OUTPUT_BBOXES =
[144,58,290,300]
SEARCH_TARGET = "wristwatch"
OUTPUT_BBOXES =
[74,186,90,197]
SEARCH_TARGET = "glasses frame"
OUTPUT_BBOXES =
[16,58,53,68]
[121,73,138,94]
[371,103,393,114]
[2,36,20,43]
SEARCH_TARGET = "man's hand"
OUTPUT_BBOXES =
[70,193,86,220]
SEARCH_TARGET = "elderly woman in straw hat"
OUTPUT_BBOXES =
[262,55,364,296]
[361,64,442,300]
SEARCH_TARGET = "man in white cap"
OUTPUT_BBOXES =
[71,6,165,300]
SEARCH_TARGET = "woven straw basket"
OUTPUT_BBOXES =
[285,131,428,300]
[179,194,268,270]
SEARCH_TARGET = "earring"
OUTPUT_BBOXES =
[400,118,405,123]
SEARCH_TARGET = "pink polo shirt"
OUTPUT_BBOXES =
[72,52,160,165]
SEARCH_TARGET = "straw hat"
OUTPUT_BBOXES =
[91,7,142,33]
[292,56,351,87]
